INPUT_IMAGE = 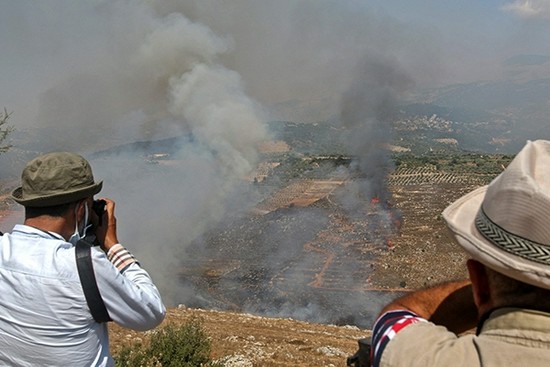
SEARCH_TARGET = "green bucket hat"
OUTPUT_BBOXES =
[11,152,103,207]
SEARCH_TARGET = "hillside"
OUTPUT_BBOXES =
[109,307,368,367]
[0,150,510,366]
[107,152,508,366]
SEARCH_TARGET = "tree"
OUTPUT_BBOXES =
[0,108,14,154]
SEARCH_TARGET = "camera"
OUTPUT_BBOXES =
[92,199,106,226]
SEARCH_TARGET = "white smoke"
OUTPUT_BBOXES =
[0,1,268,304]
[0,0,414,318]
[168,64,266,178]
[99,5,267,303]
[502,0,550,19]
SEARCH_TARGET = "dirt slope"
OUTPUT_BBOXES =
[109,307,369,367]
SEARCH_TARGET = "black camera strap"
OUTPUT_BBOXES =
[75,239,112,323]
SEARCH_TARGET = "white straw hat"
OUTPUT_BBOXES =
[443,140,550,289]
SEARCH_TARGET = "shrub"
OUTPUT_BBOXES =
[115,317,222,367]
[0,108,14,154]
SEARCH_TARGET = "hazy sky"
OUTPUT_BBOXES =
[1,0,549,130]
[373,0,550,77]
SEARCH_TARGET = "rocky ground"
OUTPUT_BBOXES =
[109,307,369,367]
[370,181,477,290]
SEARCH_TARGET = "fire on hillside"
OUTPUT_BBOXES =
[176,175,404,329]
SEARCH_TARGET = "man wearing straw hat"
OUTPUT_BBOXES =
[0,152,165,366]
[369,140,550,366]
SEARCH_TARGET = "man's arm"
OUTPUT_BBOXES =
[93,252,166,330]
[92,198,166,330]
[379,279,477,334]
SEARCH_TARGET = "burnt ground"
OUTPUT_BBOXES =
[171,158,495,328]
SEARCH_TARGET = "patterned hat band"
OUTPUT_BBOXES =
[475,208,550,265]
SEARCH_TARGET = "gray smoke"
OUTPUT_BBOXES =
[0,1,268,304]
[0,1,437,322]
[336,55,412,220]
[90,6,268,303]
[148,1,443,122]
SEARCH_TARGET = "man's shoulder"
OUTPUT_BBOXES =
[372,311,479,366]
[380,321,479,366]
[371,311,429,365]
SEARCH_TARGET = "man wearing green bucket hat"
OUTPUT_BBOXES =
[0,152,166,366]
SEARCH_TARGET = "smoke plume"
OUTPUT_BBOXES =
[0,1,438,324]
[0,1,268,304]
[338,56,413,214]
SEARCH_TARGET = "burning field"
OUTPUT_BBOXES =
[0,145,504,331]
[171,152,504,329]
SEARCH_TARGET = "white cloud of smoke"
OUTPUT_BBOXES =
[0,1,268,304]
[502,0,550,19]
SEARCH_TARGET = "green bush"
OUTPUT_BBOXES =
[115,317,222,367]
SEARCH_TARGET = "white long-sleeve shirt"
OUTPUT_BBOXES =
[0,225,166,366]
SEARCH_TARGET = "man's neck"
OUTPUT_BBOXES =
[24,216,72,241]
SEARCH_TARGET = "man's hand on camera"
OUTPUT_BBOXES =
[94,198,119,252]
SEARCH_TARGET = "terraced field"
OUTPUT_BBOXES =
[176,153,512,331]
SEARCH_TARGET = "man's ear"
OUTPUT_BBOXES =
[467,259,491,311]
[75,199,88,221]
